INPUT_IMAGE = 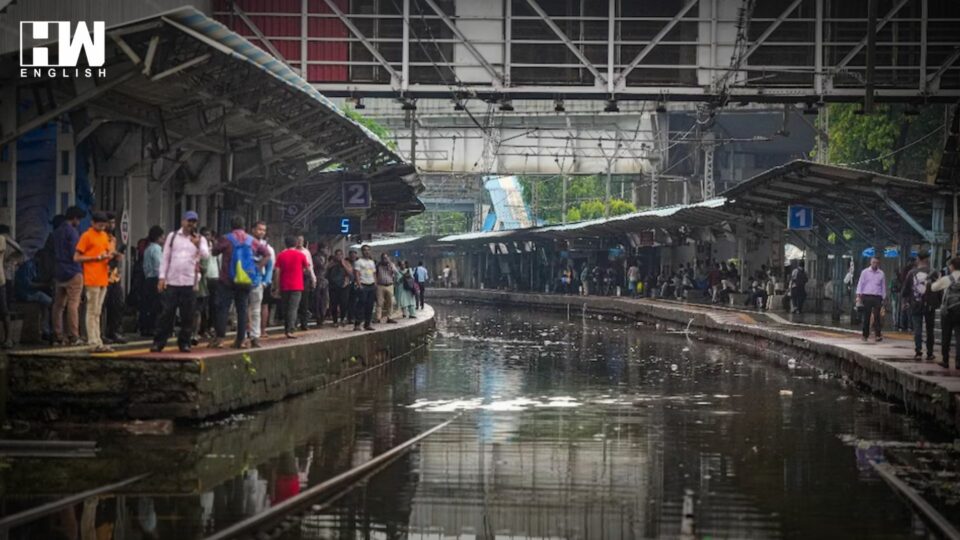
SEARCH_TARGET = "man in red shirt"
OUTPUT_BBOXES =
[274,236,310,339]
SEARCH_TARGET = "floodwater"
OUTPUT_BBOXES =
[1,303,951,539]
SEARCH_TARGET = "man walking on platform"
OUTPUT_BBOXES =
[212,216,271,349]
[901,252,939,361]
[151,211,209,353]
[74,211,115,353]
[353,245,377,331]
[52,206,85,346]
[932,257,960,370]
[414,261,429,309]
[856,256,886,343]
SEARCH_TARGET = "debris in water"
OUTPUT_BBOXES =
[779,389,793,396]
[787,358,797,369]
[670,363,679,371]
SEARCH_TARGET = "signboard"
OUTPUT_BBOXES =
[787,205,813,230]
[365,211,397,233]
[316,216,358,235]
[342,181,371,209]
[119,208,129,244]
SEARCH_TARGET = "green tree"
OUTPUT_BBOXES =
[343,106,398,151]
[518,175,638,224]
[821,103,945,180]
[404,211,469,235]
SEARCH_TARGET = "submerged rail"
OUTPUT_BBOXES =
[870,460,960,540]
[204,414,461,540]
[0,473,151,531]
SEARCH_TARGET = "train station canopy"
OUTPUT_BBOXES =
[368,161,948,252]
[0,6,421,215]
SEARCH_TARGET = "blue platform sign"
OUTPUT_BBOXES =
[342,181,371,209]
[787,205,813,230]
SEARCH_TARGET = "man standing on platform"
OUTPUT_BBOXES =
[375,253,398,324]
[247,221,273,349]
[353,245,377,331]
[103,212,128,345]
[856,256,886,343]
[74,212,115,353]
[901,251,938,361]
[151,211,209,353]
[295,235,316,330]
[52,206,85,346]
[275,236,311,339]
[414,260,429,309]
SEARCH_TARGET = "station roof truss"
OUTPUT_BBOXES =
[0,6,422,218]
[366,162,947,253]
[721,160,947,248]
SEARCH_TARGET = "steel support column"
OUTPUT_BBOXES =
[0,84,16,236]
[932,195,947,270]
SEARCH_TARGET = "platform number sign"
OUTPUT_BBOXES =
[787,205,813,230]
[342,181,371,209]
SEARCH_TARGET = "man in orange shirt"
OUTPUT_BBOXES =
[74,212,115,352]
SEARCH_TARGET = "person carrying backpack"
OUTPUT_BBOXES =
[900,252,940,361]
[211,216,271,349]
[931,256,960,370]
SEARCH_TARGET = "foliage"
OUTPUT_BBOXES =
[343,106,399,151]
[819,103,945,180]
[404,211,469,235]
[517,175,637,224]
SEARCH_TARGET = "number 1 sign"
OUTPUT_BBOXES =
[342,181,371,209]
[787,205,813,230]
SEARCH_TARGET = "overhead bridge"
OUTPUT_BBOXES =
[209,0,960,104]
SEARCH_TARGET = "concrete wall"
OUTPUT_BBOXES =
[6,312,435,420]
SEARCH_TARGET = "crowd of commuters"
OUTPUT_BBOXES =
[0,208,433,354]
[557,258,790,312]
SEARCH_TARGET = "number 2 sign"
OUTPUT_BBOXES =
[342,181,371,209]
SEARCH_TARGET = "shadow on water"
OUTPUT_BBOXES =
[0,303,952,539]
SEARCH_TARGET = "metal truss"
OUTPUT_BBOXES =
[215,0,960,103]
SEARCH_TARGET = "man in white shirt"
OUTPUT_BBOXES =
[352,245,377,331]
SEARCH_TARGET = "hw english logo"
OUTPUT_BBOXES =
[19,21,107,78]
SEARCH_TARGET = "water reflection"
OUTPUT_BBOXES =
[2,304,947,539]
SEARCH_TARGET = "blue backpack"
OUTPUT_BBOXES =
[227,233,257,288]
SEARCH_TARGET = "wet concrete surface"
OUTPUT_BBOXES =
[1,304,955,539]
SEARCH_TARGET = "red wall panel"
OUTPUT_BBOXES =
[213,0,349,82]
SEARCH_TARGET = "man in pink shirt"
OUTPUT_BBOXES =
[151,211,210,353]
[275,235,310,339]
[856,256,887,342]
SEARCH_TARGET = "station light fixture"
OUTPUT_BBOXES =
[801,102,819,115]
[554,98,565,113]
[655,100,667,113]
[500,99,514,112]
[351,96,365,110]
[401,99,417,111]
[453,101,466,111]
[604,99,620,113]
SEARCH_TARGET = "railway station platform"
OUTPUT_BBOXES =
[430,289,960,434]
[4,306,435,421]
